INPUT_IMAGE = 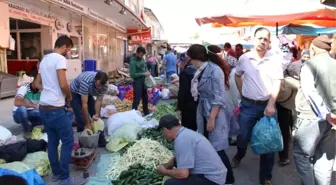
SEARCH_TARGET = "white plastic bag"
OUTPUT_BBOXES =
[111,122,142,141]
[0,126,12,141]
[100,105,117,118]
[107,110,145,136]
[106,84,119,96]
[161,88,170,100]
[145,75,156,88]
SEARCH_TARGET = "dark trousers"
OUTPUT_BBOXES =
[164,175,218,185]
[132,79,149,115]
[235,100,275,183]
[181,104,198,131]
[203,118,234,184]
[39,108,74,180]
[276,103,293,161]
[70,92,96,132]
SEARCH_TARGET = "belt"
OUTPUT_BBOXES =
[242,96,268,105]
[39,105,65,110]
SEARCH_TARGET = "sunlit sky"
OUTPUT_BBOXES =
[144,0,322,43]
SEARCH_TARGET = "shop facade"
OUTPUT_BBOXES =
[144,7,166,57]
[0,0,147,79]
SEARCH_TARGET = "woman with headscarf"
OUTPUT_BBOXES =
[176,52,198,131]
[187,44,235,184]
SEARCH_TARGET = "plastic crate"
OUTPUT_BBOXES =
[84,60,97,72]
[149,91,160,105]
[117,85,132,100]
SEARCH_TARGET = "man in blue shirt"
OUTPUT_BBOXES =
[157,114,227,185]
[163,46,177,83]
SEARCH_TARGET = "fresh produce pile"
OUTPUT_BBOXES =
[150,103,176,121]
[106,138,173,180]
[124,88,154,103]
[112,164,164,185]
[108,70,132,85]
[124,87,134,101]
[140,128,173,151]
[113,99,133,112]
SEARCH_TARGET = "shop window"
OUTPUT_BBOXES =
[70,36,80,59]
[7,33,18,59]
[9,19,16,30]
[18,20,41,29]
[20,32,41,60]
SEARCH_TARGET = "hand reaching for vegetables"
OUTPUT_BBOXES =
[156,165,167,175]
[92,114,100,121]
[85,123,94,131]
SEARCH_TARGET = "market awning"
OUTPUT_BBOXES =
[280,24,336,35]
[195,0,336,28]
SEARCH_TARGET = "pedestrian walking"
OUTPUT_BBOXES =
[232,27,283,185]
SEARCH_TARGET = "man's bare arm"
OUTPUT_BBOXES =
[34,74,43,90]
[235,74,243,96]
[94,96,103,118]
[81,95,91,126]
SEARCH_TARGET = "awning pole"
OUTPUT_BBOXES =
[276,22,279,36]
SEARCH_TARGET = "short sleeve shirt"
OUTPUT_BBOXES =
[70,72,108,97]
[164,52,177,73]
[39,53,67,107]
[13,83,40,111]
[235,50,284,101]
[174,127,227,185]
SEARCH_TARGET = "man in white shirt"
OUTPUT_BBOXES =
[232,27,283,185]
[13,73,41,138]
[35,36,85,185]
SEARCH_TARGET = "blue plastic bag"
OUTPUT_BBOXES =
[251,116,283,155]
[0,168,45,185]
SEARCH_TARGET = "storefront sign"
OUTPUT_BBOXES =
[8,2,56,25]
[88,9,115,27]
[127,28,151,44]
[52,0,88,14]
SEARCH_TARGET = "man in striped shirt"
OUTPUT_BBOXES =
[70,71,108,132]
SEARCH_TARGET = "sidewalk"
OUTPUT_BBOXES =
[0,97,22,135]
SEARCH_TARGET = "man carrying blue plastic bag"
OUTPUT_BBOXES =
[233,27,283,185]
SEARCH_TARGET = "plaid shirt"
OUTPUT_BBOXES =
[70,72,107,97]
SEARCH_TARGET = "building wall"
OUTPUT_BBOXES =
[144,14,163,40]
[125,0,143,18]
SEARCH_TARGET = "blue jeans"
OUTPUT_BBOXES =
[234,100,275,183]
[13,106,41,132]
[39,108,74,180]
[166,71,175,83]
[70,92,95,132]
